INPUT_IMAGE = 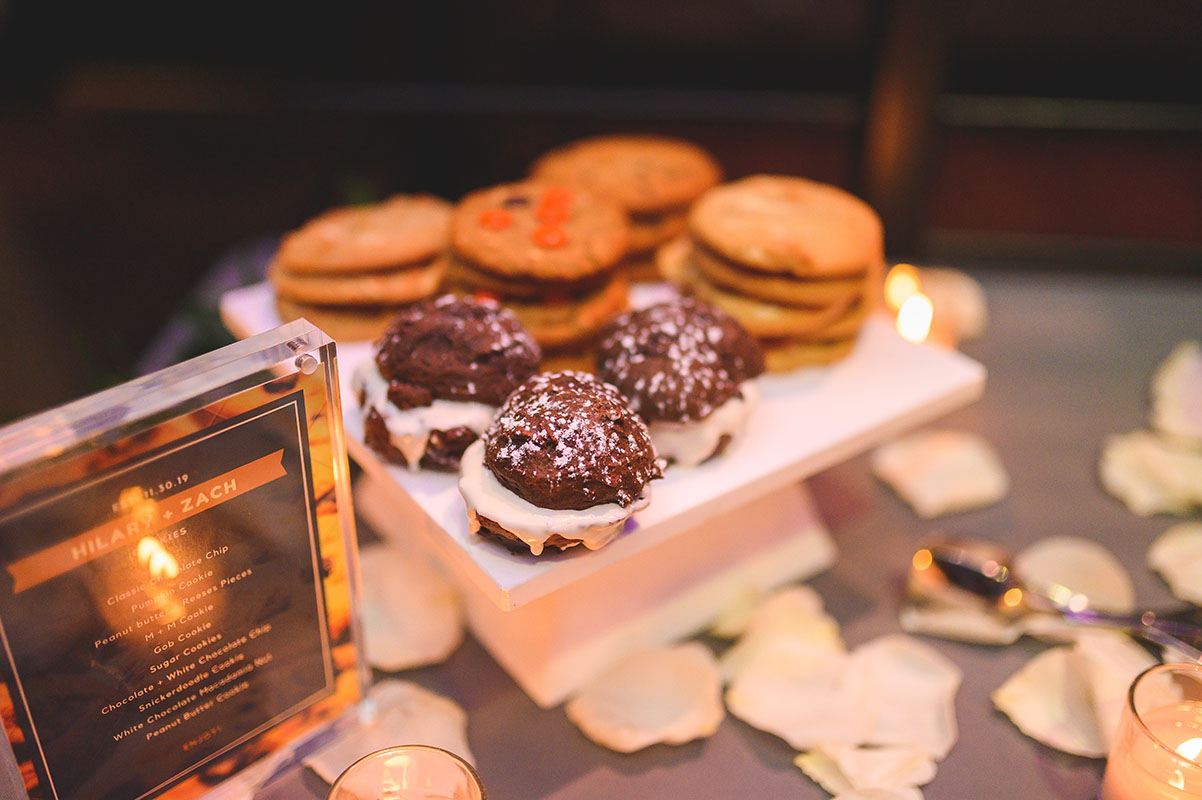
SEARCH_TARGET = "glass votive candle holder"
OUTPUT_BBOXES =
[326,745,486,800]
[1101,662,1202,800]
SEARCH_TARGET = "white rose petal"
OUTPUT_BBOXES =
[1099,430,1202,516]
[359,543,464,672]
[719,584,844,682]
[1147,521,1202,605]
[871,430,1009,518]
[726,637,874,750]
[1013,535,1136,615]
[849,635,961,760]
[304,680,474,784]
[992,631,1155,758]
[796,744,936,794]
[565,643,724,753]
[899,603,1023,646]
[1151,340,1202,445]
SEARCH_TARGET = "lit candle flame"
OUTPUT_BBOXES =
[884,263,922,310]
[897,293,934,343]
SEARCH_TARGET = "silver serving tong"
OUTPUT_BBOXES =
[911,536,1202,662]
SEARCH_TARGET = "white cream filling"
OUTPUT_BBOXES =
[353,360,497,470]
[458,439,650,556]
[648,381,759,467]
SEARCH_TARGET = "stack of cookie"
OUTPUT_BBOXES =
[269,194,452,342]
[447,181,630,370]
[659,175,884,372]
[530,135,722,282]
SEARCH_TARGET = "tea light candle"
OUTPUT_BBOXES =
[327,745,486,800]
[1101,665,1202,800]
[882,263,987,348]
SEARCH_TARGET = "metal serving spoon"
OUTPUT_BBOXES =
[910,536,1202,662]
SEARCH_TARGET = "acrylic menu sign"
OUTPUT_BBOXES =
[0,321,366,800]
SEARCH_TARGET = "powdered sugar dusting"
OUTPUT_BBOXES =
[413,294,531,359]
[484,371,663,509]
[597,297,764,423]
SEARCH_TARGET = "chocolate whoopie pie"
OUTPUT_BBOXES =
[353,294,540,471]
[458,371,663,555]
[595,297,764,466]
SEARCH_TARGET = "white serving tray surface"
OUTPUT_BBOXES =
[221,281,986,610]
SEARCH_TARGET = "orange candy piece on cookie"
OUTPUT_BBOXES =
[479,187,574,247]
[478,208,513,230]
[532,226,568,249]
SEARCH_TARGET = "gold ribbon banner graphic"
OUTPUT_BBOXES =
[6,449,287,593]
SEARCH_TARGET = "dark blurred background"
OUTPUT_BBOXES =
[1,0,1200,423]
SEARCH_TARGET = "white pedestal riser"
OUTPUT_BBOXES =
[357,477,835,707]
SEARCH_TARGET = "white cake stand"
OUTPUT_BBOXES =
[221,282,985,706]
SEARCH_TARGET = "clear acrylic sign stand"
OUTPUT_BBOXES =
[0,320,366,800]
